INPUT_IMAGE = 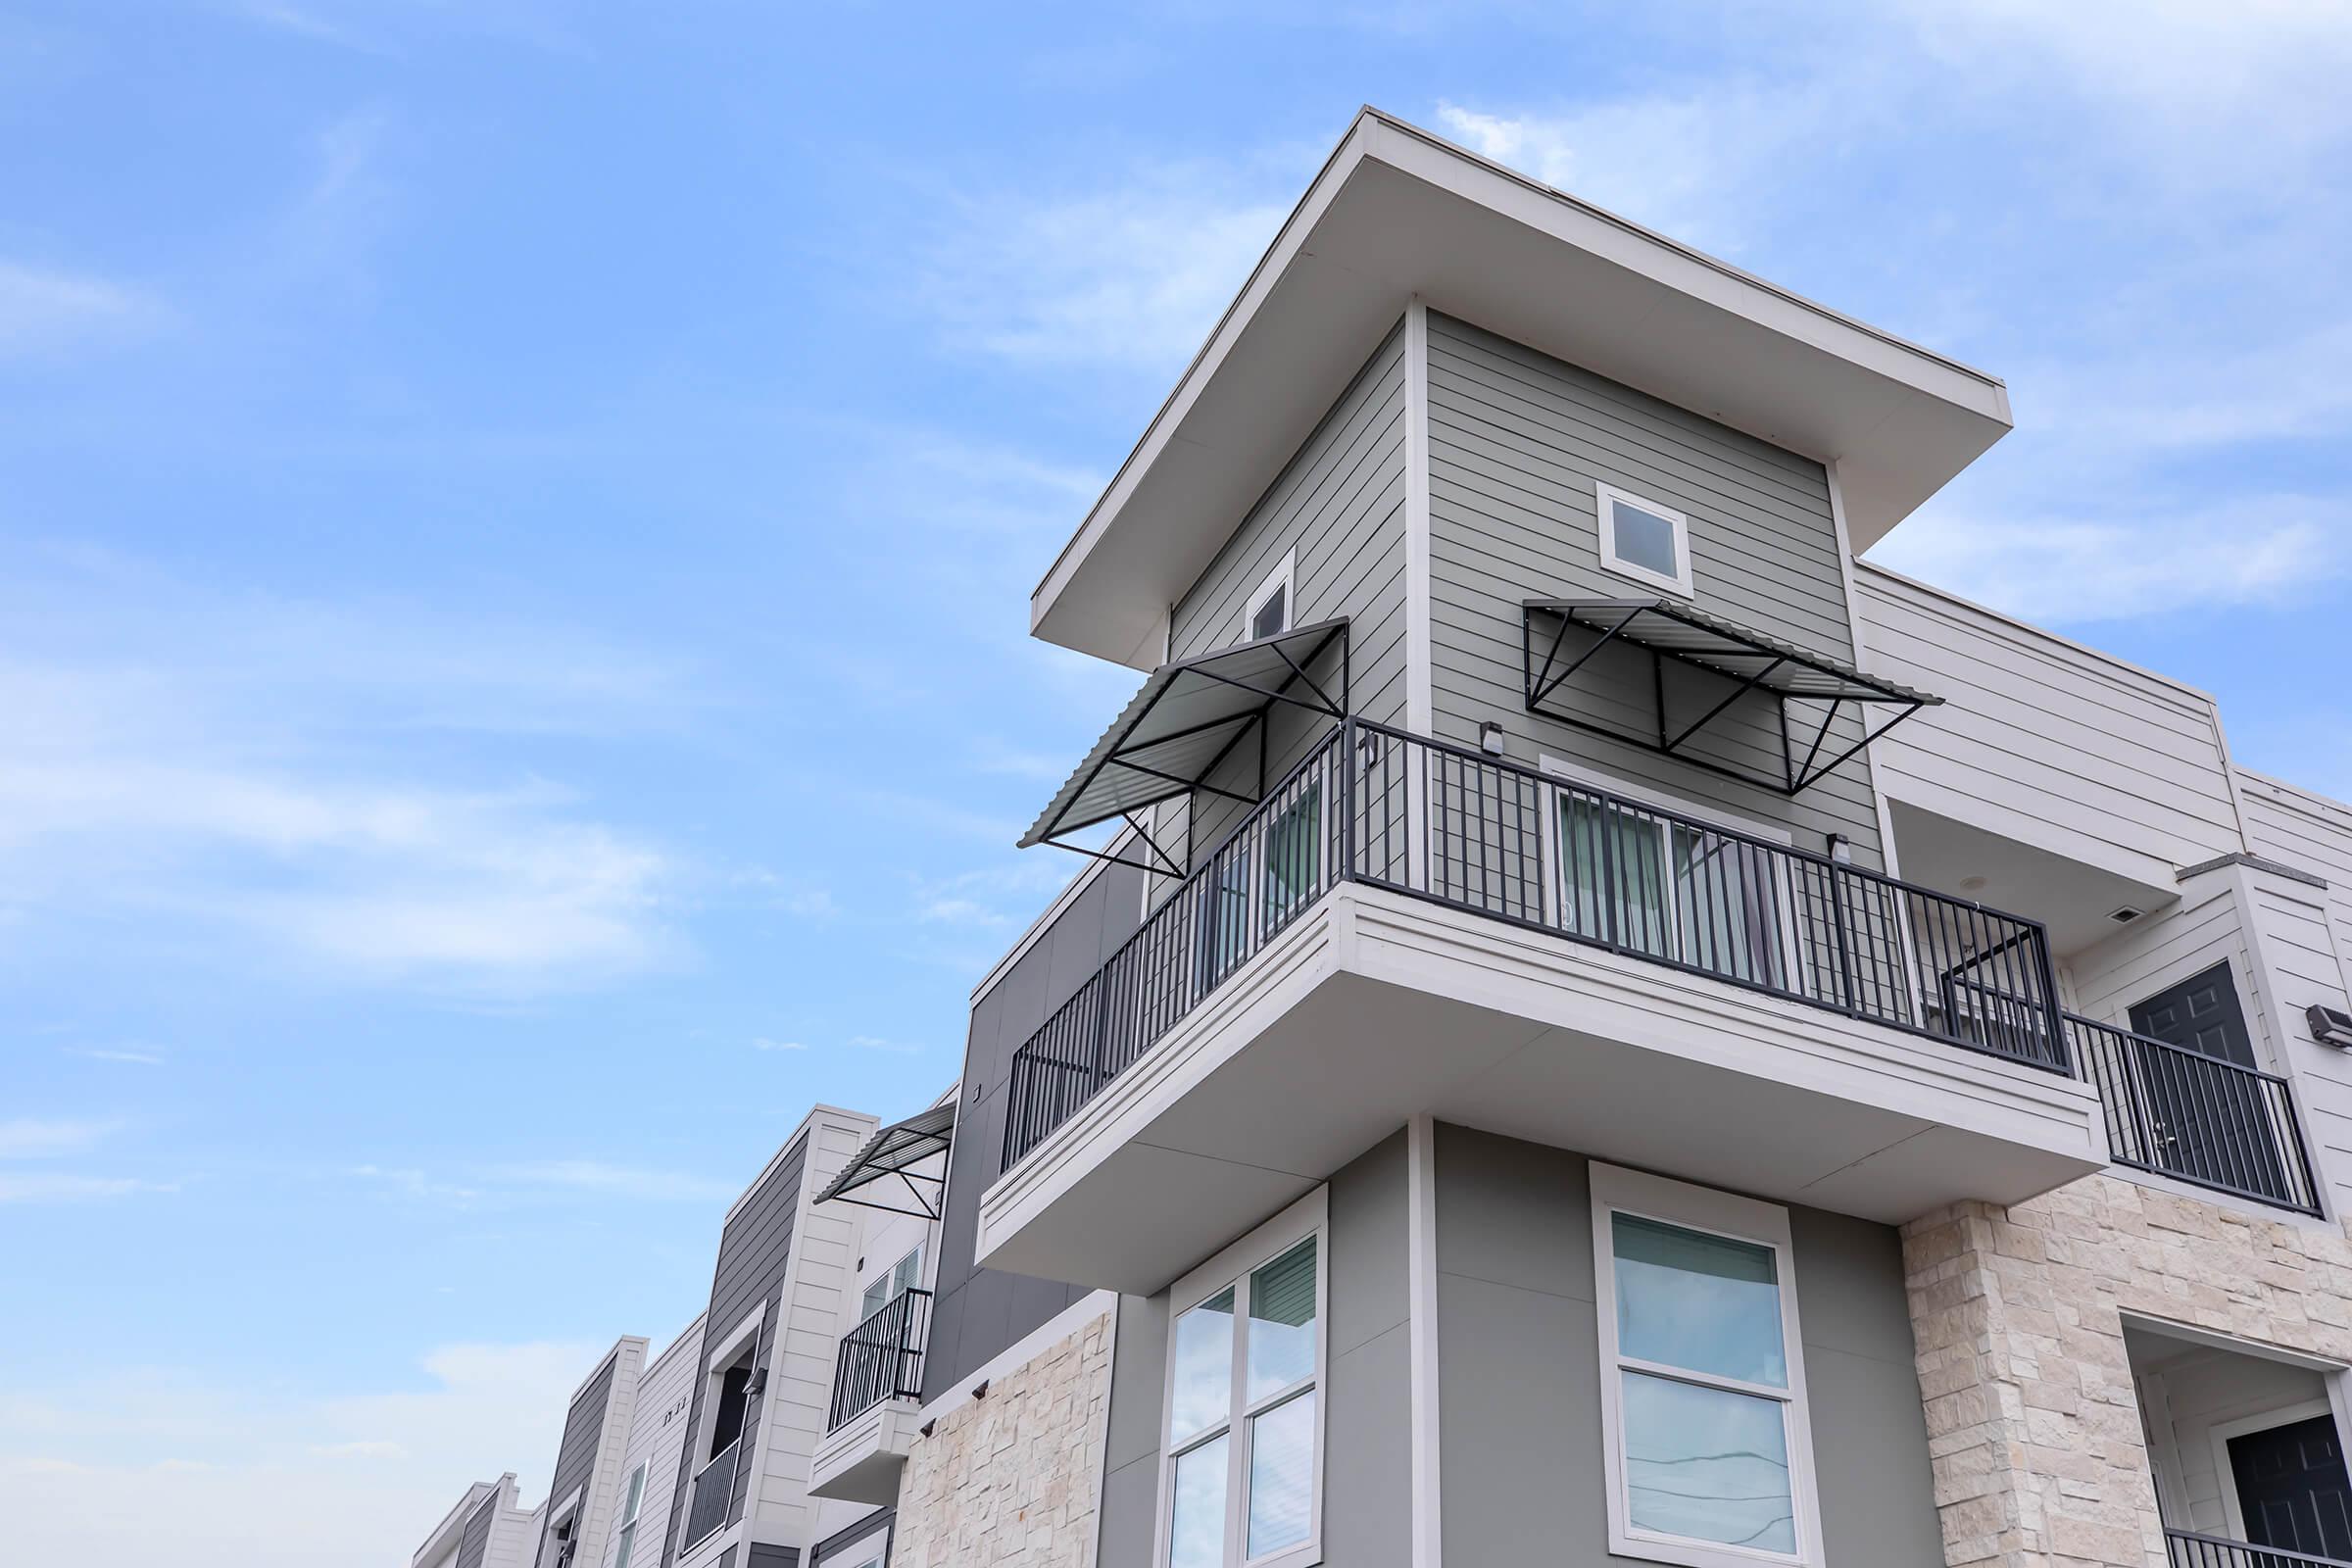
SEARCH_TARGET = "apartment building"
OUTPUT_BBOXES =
[408,1101,946,1568]
[810,107,2352,1568]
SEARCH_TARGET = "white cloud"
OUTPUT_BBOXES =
[750,1037,806,1052]
[0,261,158,358]
[0,1342,594,1568]
[0,553,690,994]
[0,1116,120,1158]
[1870,506,2346,625]
[63,1047,165,1065]
[924,162,1294,372]
[0,1173,176,1204]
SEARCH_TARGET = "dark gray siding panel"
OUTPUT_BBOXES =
[743,1547,799,1568]
[809,1509,891,1567]
[928,859,1148,1398]
[540,1354,617,1561]
[1093,1131,1410,1568]
[455,1491,498,1568]
[661,1130,809,1568]
[1426,313,1885,863]
[1323,1131,1410,1568]
[1434,1124,1941,1566]
[1165,319,1410,866]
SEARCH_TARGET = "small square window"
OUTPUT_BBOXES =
[1246,550,1295,643]
[1596,482,1694,598]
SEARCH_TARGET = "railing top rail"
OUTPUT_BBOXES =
[2165,1528,2352,1568]
[845,1286,931,1342]
[1014,725,1347,1061]
[2066,1011,2298,1089]
[1348,718,2052,931]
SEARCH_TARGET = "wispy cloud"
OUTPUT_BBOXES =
[0,261,160,359]
[750,1037,806,1053]
[0,1173,177,1204]
[0,1117,122,1159]
[921,159,1298,372]
[489,1159,737,1202]
[63,1047,166,1065]
[0,551,693,994]
[1874,506,2347,624]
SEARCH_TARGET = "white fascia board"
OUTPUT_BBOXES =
[1031,106,2012,668]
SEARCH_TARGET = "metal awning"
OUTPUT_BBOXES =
[812,1102,956,1219]
[1020,618,1349,874]
[1522,599,1941,796]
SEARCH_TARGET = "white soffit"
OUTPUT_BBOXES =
[1032,108,2013,670]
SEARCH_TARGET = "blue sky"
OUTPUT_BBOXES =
[1,3,2346,1563]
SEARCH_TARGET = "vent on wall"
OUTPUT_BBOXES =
[2107,906,2146,925]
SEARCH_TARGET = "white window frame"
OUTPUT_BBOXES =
[611,1462,647,1568]
[1246,549,1296,642]
[1595,481,1695,598]
[860,1242,925,1319]
[1591,1163,1825,1568]
[1153,1186,1329,1568]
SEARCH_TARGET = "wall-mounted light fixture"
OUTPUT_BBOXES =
[1478,720,1507,758]
[1826,832,1853,864]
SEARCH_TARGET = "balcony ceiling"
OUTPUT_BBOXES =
[1033,108,2015,670]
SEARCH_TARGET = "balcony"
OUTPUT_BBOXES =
[680,1439,738,1552]
[979,719,2106,1293]
[2073,1014,2322,1216]
[808,1288,931,1506]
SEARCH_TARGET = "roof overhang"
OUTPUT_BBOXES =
[1034,107,2013,670]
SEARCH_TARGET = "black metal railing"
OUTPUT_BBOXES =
[681,1439,738,1550]
[2168,1528,2352,1568]
[826,1287,932,1432]
[2074,1014,2322,1215]
[1002,718,2070,1168]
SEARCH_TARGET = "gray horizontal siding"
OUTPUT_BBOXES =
[932,858,1150,1398]
[662,1132,808,1567]
[540,1355,618,1563]
[456,1491,498,1568]
[1168,318,1410,865]
[1426,312,1881,860]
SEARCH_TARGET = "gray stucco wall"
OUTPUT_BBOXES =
[928,858,1150,1399]
[1426,312,1885,864]
[538,1353,618,1563]
[1435,1123,1941,1566]
[661,1129,809,1567]
[1094,1131,1413,1567]
[1164,318,1409,868]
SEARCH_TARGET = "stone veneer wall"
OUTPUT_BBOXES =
[1903,1175,2352,1568]
[892,1312,1113,1568]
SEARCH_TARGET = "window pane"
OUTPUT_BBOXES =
[1247,1237,1318,1400]
[1263,784,1322,927]
[1171,1287,1236,1444]
[1622,1372,1794,1555]
[1672,826,1778,986]
[1560,798,1670,956]
[612,1522,638,1568]
[1610,498,1681,579]
[893,1245,923,1296]
[861,1276,888,1319]
[1170,1434,1229,1568]
[1613,1213,1786,1387]
[620,1465,645,1523]
[1251,583,1287,640]
[1248,1390,1316,1557]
